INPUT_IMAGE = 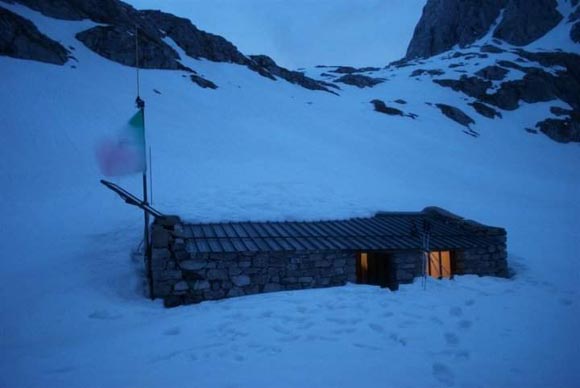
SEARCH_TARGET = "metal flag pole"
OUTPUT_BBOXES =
[135,27,154,299]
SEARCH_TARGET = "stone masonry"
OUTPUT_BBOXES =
[150,216,357,307]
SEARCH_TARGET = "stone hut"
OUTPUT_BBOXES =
[150,207,508,307]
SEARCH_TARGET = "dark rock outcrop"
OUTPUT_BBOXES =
[371,99,418,119]
[330,66,381,74]
[406,0,563,60]
[480,44,504,54]
[435,103,475,128]
[0,6,69,64]
[6,0,138,24]
[190,74,217,89]
[76,25,184,70]
[334,74,384,88]
[493,0,563,45]
[469,101,502,118]
[371,99,404,116]
[536,117,580,143]
[571,22,580,43]
[406,0,507,59]
[6,0,334,93]
[410,68,445,77]
[475,65,509,81]
[434,76,492,98]
[249,55,338,94]
[141,10,248,65]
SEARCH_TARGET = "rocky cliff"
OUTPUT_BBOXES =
[406,0,565,59]
[0,0,334,92]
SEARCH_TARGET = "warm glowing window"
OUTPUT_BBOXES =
[428,251,453,279]
[359,252,368,283]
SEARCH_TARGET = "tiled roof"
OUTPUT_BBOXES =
[176,208,506,255]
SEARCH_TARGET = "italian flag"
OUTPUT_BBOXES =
[97,109,147,176]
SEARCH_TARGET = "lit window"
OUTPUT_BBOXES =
[428,251,453,279]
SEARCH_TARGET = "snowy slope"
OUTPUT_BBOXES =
[0,3,579,388]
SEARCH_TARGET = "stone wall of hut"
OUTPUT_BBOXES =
[150,217,357,307]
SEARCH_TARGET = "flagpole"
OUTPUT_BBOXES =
[136,27,154,300]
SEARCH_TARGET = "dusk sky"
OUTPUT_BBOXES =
[126,0,426,68]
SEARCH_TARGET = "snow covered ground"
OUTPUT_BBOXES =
[1,3,579,388]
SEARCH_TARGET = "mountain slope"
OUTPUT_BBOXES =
[0,2,579,388]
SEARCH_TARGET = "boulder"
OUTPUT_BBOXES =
[0,7,69,65]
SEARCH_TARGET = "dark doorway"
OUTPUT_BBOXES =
[356,252,398,291]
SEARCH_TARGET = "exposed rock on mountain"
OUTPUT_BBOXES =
[76,25,184,70]
[3,0,137,23]
[371,99,418,119]
[2,0,331,93]
[469,101,502,119]
[250,55,338,94]
[406,0,564,59]
[0,6,69,65]
[475,65,509,81]
[334,74,385,88]
[371,99,404,116]
[330,66,381,74]
[536,116,580,143]
[141,11,252,67]
[406,0,507,59]
[493,0,562,45]
[410,69,445,77]
[572,22,580,42]
[190,74,218,89]
[435,103,476,128]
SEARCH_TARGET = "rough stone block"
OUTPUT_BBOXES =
[333,267,345,275]
[228,288,245,298]
[152,228,171,248]
[190,280,210,290]
[152,248,170,260]
[180,260,206,271]
[229,267,242,276]
[207,269,227,280]
[263,283,282,293]
[232,274,251,287]
[159,270,182,281]
[203,289,226,300]
[173,281,189,292]
[315,260,331,268]
[174,250,189,261]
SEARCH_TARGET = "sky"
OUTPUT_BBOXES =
[125,0,426,69]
